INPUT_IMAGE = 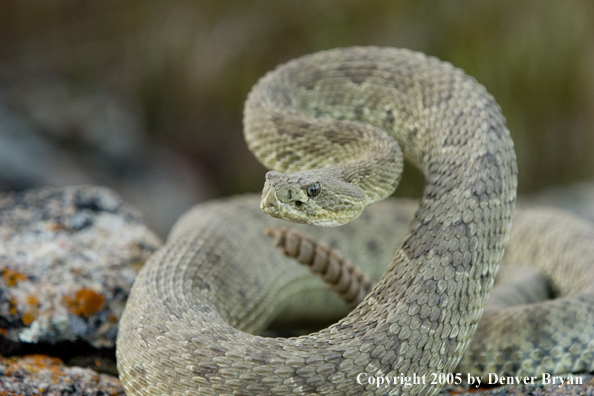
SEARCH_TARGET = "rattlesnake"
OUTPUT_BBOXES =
[116,47,594,395]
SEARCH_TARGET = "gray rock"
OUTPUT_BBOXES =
[0,186,161,349]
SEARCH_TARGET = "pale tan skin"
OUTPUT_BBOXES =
[116,47,594,395]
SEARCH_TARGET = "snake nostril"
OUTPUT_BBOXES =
[295,201,303,207]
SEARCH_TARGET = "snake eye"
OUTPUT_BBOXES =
[307,183,321,197]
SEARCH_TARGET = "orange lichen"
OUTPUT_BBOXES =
[33,355,64,385]
[18,294,40,326]
[64,288,106,317]
[2,267,28,286]
[21,312,36,326]
[27,294,40,306]
[2,354,63,378]
[47,222,64,232]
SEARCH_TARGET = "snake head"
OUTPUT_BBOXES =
[260,169,367,227]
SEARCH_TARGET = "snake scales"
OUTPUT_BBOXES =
[116,47,594,395]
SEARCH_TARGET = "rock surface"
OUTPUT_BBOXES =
[0,354,124,395]
[0,186,161,351]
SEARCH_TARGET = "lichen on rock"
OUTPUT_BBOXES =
[0,354,125,395]
[0,185,161,349]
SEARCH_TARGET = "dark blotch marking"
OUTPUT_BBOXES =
[384,109,394,129]
[194,276,211,291]
[192,362,219,377]
[472,152,502,197]
[487,123,504,139]
[323,122,365,146]
[247,355,269,365]
[296,68,324,90]
[208,345,226,357]
[421,80,453,108]
[208,252,221,265]
[402,220,444,261]
[424,167,457,202]
[324,130,351,146]
[271,114,307,139]
[275,150,301,165]
[366,240,380,255]
[443,112,470,147]
[338,62,377,85]
[385,66,415,93]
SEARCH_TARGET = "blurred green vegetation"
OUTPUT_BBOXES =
[1,0,593,199]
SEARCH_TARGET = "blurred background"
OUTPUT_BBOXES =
[0,0,593,236]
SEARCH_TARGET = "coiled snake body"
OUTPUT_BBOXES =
[116,47,594,395]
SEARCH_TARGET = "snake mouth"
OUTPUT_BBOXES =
[261,186,283,216]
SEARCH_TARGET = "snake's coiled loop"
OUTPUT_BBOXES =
[117,47,517,395]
